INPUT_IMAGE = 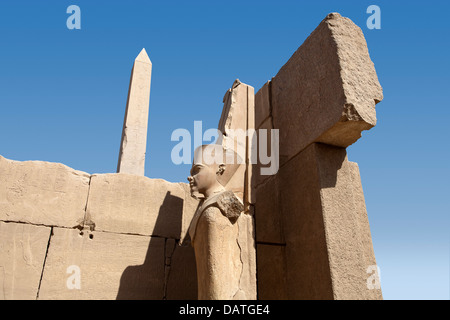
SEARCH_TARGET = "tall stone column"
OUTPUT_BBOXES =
[117,48,152,176]
[212,79,257,299]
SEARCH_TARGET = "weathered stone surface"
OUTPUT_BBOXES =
[218,79,249,144]
[85,173,198,240]
[348,161,382,299]
[254,175,284,244]
[252,116,275,188]
[269,13,383,166]
[188,144,256,300]
[117,48,152,176]
[254,80,271,130]
[315,145,369,300]
[276,143,380,299]
[251,13,382,300]
[179,183,200,244]
[215,80,257,299]
[38,228,165,300]
[193,205,242,299]
[217,79,256,204]
[278,144,334,299]
[166,244,198,300]
[256,244,287,300]
[0,155,90,228]
[245,84,256,207]
[0,222,51,300]
[235,211,257,299]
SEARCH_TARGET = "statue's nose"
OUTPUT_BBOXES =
[187,176,193,182]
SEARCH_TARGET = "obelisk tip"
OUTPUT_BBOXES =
[135,48,151,64]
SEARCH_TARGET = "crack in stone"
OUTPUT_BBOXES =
[36,226,53,300]
[80,175,94,231]
[233,221,245,299]
[163,238,177,300]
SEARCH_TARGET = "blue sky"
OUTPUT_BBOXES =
[0,0,449,300]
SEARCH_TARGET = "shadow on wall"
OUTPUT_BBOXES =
[116,191,198,300]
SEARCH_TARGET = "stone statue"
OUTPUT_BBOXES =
[187,144,244,299]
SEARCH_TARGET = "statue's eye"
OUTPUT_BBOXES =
[192,166,201,175]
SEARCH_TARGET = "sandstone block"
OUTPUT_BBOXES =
[0,155,90,228]
[277,143,380,299]
[278,144,334,299]
[85,173,198,240]
[165,244,198,300]
[269,13,383,166]
[38,228,165,300]
[179,183,201,244]
[314,145,368,300]
[217,80,256,205]
[348,161,382,299]
[0,222,51,300]
[256,244,287,300]
[254,80,271,130]
[246,84,256,206]
[218,79,250,141]
[235,212,257,299]
[254,175,284,244]
[252,116,275,188]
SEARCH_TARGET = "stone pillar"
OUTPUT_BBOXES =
[253,13,383,300]
[214,79,257,300]
[117,48,152,176]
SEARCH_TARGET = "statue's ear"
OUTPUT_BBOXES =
[217,163,226,175]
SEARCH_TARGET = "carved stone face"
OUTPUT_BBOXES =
[187,163,220,196]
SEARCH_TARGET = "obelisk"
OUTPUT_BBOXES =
[117,48,152,176]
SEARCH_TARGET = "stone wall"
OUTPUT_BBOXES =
[0,155,199,300]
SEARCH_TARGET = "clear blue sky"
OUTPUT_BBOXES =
[0,0,448,300]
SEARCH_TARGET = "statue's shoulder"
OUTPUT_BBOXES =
[189,190,244,245]
[205,190,244,223]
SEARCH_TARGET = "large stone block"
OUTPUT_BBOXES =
[217,79,256,207]
[218,79,250,140]
[254,175,284,244]
[216,80,258,299]
[252,116,275,188]
[348,161,382,299]
[235,212,257,299]
[0,222,51,300]
[0,155,90,228]
[38,228,165,300]
[85,173,198,240]
[256,244,287,300]
[276,143,381,299]
[314,145,369,300]
[278,144,334,299]
[165,244,198,300]
[269,13,383,166]
[254,80,271,130]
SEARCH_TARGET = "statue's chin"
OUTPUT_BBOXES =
[189,187,200,200]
